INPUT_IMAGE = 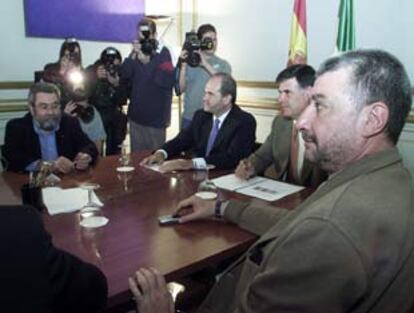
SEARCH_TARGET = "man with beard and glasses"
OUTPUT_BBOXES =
[129,50,414,313]
[3,82,98,173]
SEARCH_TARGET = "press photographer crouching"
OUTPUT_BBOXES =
[87,47,127,155]
[64,90,107,155]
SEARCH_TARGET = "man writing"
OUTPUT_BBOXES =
[130,50,414,312]
[140,72,256,172]
[3,82,98,173]
[235,64,326,187]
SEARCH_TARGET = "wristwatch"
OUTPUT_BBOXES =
[214,200,223,218]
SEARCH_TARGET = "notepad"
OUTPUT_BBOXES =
[211,174,304,202]
[42,187,103,215]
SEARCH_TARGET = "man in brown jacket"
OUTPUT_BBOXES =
[235,64,326,188]
[129,50,414,313]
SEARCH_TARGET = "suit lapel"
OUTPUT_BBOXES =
[200,114,213,156]
[26,114,42,159]
[209,106,237,154]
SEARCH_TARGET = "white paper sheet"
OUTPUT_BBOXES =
[42,187,103,215]
[211,173,304,202]
[211,174,266,191]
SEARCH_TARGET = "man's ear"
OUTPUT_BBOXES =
[28,104,35,116]
[362,102,389,138]
[223,94,232,107]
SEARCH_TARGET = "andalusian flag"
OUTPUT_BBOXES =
[336,0,355,52]
[288,0,307,65]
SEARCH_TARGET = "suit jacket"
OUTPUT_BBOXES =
[0,205,107,313]
[3,113,98,172]
[249,115,326,187]
[197,148,414,313]
[162,105,256,170]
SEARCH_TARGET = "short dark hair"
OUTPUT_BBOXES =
[212,72,237,104]
[276,64,316,89]
[197,24,216,40]
[59,38,81,62]
[317,49,412,144]
[138,17,157,34]
[28,82,61,106]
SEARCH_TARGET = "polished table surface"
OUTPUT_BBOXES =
[0,153,313,308]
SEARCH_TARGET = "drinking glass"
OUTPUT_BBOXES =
[79,183,108,228]
[197,164,217,193]
[118,144,130,167]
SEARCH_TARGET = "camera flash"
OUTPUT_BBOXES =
[68,70,84,85]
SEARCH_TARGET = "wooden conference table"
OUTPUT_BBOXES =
[0,153,313,309]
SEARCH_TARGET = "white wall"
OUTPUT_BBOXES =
[1,0,414,84]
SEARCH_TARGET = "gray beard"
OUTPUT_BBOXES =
[38,117,60,132]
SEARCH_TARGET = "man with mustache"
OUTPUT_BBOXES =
[3,82,98,173]
[130,50,414,312]
[235,64,326,187]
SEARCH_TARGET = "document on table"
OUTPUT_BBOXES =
[211,173,304,202]
[42,187,103,215]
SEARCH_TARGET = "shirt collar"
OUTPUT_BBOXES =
[213,107,232,128]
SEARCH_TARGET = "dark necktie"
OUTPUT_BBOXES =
[205,118,220,157]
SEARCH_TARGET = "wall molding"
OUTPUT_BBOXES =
[1,80,414,123]
[0,81,32,89]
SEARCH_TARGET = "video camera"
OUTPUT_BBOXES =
[182,31,214,67]
[100,47,122,76]
[139,25,158,56]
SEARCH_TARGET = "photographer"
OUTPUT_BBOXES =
[43,38,88,108]
[87,47,127,155]
[64,90,106,155]
[119,17,175,153]
[177,24,231,128]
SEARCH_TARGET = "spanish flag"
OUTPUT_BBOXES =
[288,0,307,65]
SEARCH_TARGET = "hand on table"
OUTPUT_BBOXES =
[140,151,166,166]
[52,156,74,174]
[159,159,193,173]
[174,195,216,223]
[74,152,92,170]
[129,267,174,313]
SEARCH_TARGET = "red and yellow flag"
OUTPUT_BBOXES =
[288,0,307,65]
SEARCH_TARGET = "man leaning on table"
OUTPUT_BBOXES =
[235,64,326,188]
[3,82,98,174]
[140,72,256,172]
[130,50,414,312]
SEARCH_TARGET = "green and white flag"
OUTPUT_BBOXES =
[336,0,355,52]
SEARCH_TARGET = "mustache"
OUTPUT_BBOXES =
[300,130,316,143]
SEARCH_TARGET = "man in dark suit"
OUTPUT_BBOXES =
[3,82,98,173]
[130,50,414,313]
[0,205,107,312]
[235,65,326,188]
[140,72,256,171]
